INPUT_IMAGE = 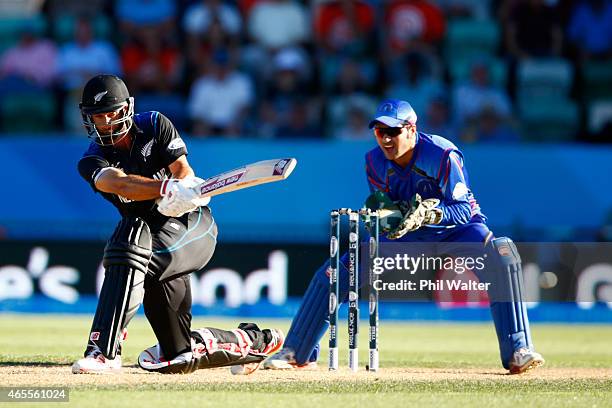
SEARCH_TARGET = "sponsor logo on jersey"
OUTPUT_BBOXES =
[273,159,289,176]
[167,138,186,150]
[199,171,246,195]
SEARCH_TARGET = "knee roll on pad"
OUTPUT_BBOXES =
[104,217,153,273]
[89,217,152,359]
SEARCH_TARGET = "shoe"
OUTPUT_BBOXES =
[261,328,285,355]
[231,328,285,375]
[71,346,122,374]
[138,343,196,373]
[508,348,545,374]
[262,347,318,371]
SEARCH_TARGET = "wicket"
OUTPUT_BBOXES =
[328,208,380,372]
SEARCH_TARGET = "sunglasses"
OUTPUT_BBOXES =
[374,125,409,138]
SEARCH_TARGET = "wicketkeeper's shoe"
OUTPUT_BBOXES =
[230,328,285,375]
[508,348,545,374]
[262,347,318,371]
[71,347,122,374]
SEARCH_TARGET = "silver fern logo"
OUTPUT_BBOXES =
[141,139,153,160]
[94,91,108,103]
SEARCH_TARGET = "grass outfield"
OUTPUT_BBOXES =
[0,314,611,407]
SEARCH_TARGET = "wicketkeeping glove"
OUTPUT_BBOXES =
[387,194,443,240]
[364,191,404,234]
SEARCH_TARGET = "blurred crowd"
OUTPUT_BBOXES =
[0,0,611,142]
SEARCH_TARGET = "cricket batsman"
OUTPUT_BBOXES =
[72,74,282,374]
[264,98,545,374]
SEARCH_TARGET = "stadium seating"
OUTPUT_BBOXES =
[0,15,47,53]
[519,98,579,141]
[445,19,499,61]
[0,92,56,132]
[448,56,507,88]
[583,62,612,102]
[52,14,111,43]
[517,58,573,101]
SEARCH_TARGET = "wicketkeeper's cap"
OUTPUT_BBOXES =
[368,99,418,128]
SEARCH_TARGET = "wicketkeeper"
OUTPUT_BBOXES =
[264,99,545,374]
[72,74,283,375]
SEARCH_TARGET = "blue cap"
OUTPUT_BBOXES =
[368,99,417,128]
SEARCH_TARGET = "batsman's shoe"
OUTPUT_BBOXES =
[508,348,545,374]
[262,348,318,371]
[231,328,285,376]
[138,343,197,374]
[71,347,122,374]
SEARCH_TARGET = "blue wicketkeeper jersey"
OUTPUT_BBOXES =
[365,132,486,229]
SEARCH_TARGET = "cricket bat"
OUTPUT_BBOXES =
[194,158,297,198]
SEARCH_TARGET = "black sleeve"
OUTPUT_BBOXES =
[78,155,111,192]
[156,112,188,167]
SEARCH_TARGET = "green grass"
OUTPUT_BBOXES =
[1,314,611,407]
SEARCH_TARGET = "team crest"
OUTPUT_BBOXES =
[141,139,153,160]
[93,91,108,103]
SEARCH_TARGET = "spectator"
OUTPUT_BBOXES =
[57,17,121,91]
[0,25,57,89]
[333,96,376,140]
[464,106,520,143]
[183,0,242,38]
[382,0,446,57]
[420,95,457,140]
[505,0,563,59]
[452,60,512,128]
[115,0,176,39]
[184,19,237,90]
[567,0,612,61]
[121,26,182,94]
[327,58,377,138]
[385,52,445,118]
[188,49,254,137]
[275,102,323,139]
[248,0,309,50]
[57,17,121,131]
[258,48,318,138]
[242,0,309,85]
[313,0,376,56]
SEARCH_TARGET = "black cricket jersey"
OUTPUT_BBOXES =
[78,111,188,221]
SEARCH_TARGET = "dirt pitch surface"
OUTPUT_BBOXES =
[1,365,610,387]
